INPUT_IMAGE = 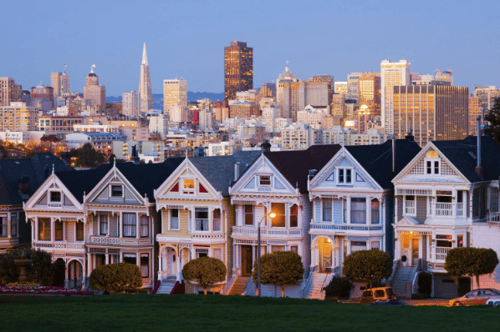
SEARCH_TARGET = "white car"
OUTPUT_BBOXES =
[486,296,500,307]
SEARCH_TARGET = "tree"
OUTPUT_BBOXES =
[90,262,142,294]
[0,248,55,285]
[73,143,105,168]
[342,249,393,289]
[252,251,304,298]
[182,257,226,295]
[485,97,500,144]
[445,247,499,288]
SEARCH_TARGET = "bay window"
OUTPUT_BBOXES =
[213,209,221,231]
[123,213,137,237]
[290,204,298,227]
[244,205,254,226]
[99,214,108,236]
[351,198,366,224]
[322,199,332,222]
[38,218,51,241]
[271,203,285,227]
[76,221,84,241]
[140,215,149,237]
[195,208,209,231]
[170,209,179,230]
[371,200,380,224]
[55,220,63,241]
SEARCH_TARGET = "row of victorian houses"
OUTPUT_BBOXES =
[2,132,500,298]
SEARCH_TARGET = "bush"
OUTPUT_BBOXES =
[418,272,432,295]
[90,262,142,295]
[0,249,55,286]
[182,257,226,295]
[323,277,352,300]
[343,249,393,289]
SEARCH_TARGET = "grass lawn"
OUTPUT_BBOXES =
[1,294,499,332]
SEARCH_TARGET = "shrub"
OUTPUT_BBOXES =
[0,249,55,286]
[52,258,66,287]
[417,272,432,295]
[343,249,393,289]
[182,257,226,295]
[90,262,142,295]
[323,277,352,300]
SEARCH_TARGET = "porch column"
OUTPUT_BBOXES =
[452,189,457,218]
[105,253,109,265]
[7,213,11,238]
[176,249,181,281]
[136,213,139,239]
[419,234,423,259]
[86,253,92,277]
[346,196,351,224]
[427,235,431,261]
[118,212,122,237]
[51,218,55,242]
[158,245,163,274]
[367,197,371,225]
[346,239,351,255]
[432,235,437,261]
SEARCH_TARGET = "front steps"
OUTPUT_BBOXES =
[227,276,251,295]
[392,267,414,298]
[156,277,177,295]
[305,273,331,299]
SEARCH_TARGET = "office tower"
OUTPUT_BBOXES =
[469,94,482,136]
[224,41,253,100]
[276,62,300,120]
[381,59,411,134]
[331,93,346,125]
[393,85,469,147]
[0,77,17,106]
[358,72,381,117]
[228,100,259,119]
[31,82,54,112]
[347,72,362,102]
[122,91,139,117]
[51,68,70,97]
[435,70,453,86]
[0,102,38,131]
[260,82,276,98]
[163,79,187,120]
[334,81,348,95]
[298,75,334,111]
[475,86,499,111]
[83,65,106,109]
[138,43,153,112]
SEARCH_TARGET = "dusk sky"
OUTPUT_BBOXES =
[1,0,499,96]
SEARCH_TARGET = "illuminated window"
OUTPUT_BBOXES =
[183,179,195,190]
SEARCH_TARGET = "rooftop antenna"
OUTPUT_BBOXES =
[285,60,290,73]
[90,64,96,73]
[63,64,67,75]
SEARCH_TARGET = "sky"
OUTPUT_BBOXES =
[1,0,500,96]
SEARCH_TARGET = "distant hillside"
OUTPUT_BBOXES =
[106,92,224,111]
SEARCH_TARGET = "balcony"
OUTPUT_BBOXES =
[87,235,153,247]
[487,212,500,223]
[191,233,225,240]
[232,226,302,239]
[309,222,383,232]
[436,247,452,261]
[32,241,84,251]
[435,203,453,216]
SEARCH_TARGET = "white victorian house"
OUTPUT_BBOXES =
[229,145,341,298]
[308,138,420,278]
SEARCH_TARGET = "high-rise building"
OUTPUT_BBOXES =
[163,79,187,120]
[393,85,469,147]
[83,65,106,110]
[435,70,453,86]
[31,82,54,112]
[224,41,253,100]
[475,86,499,111]
[138,43,153,112]
[334,81,348,95]
[468,93,482,136]
[358,72,381,117]
[381,59,411,134]
[259,82,276,98]
[122,91,139,117]
[0,77,18,106]
[0,102,38,131]
[276,62,300,120]
[298,75,334,111]
[347,72,362,102]
[51,68,70,97]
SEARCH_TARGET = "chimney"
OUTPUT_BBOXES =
[475,116,483,177]
[392,134,396,173]
[261,139,271,153]
[234,162,240,182]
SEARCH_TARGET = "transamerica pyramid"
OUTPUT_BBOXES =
[138,42,153,112]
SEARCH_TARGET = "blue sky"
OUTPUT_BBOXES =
[1,0,499,96]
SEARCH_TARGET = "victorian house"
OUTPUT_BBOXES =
[1,153,72,254]
[308,138,420,283]
[392,135,500,298]
[154,151,260,294]
[228,145,341,297]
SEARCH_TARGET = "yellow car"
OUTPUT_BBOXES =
[360,287,396,305]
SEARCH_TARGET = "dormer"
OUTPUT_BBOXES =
[424,151,440,175]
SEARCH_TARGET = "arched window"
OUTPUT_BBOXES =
[290,204,298,227]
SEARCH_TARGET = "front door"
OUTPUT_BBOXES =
[241,245,253,276]
[411,238,419,266]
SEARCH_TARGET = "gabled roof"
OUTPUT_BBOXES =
[432,136,500,183]
[189,151,261,196]
[0,154,73,205]
[264,145,342,193]
[55,167,109,203]
[345,139,421,189]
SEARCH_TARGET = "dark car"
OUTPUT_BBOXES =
[370,299,409,306]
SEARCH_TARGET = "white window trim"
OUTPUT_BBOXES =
[110,184,124,198]
[258,174,272,187]
[337,167,353,184]
[169,209,180,231]
[48,190,62,203]
[181,177,196,194]
[404,195,416,216]
[424,158,440,175]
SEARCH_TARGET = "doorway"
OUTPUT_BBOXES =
[68,260,83,289]
[241,245,253,276]
[317,237,332,272]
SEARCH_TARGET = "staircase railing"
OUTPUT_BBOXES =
[243,277,254,296]
[386,260,400,287]
[152,280,161,294]
[223,275,237,295]
[320,273,333,300]
[301,271,314,298]
[170,281,185,295]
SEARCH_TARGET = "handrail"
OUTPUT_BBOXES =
[301,271,314,298]
[320,273,333,300]
[223,275,237,295]
[243,277,254,296]
[412,271,421,295]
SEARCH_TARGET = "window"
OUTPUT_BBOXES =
[338,169,352,184]
[291,246,298,254]
[123,213,136,237]
[271,245,286,253]
[140,255,149,278]
[490,188,499,213]
[271,203,286,227]
[290,205,298,227]
[140,215,149,237]
[244,205,254,226]
[259,175,271,186]
[371,241,380,250]
[425,152,440,175]
[196,249,208,258]
[213,209,221,231]
[123,254,136,265]
[351,241,366,252]
[213,248,222,260]
[183,179,195,194]
[99,215,108,236]
[371,200,380,224]
[38,218,51,241]
[170,209,179,230]
[0,217,7,237]
[351,198,366,224]
[457,234,464,248]
[11,214,18,237]
[50,191,61,202]
[322,199,332,222]
[76,221,84,241]
[111,185,123,197]
[405,195,416,215]
[55,220,63,241]
[195,208,209,231]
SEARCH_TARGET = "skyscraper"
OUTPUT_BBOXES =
[381,59,411,134]
[163,79,187,121]
[276,62,300,120]
[51,67,70,97]
[0,77,17,106]
[224,41,253,101]
[122,91,139,117]
[358,72,381,116]
[298,75,334,111]
[83,65,106,110]
[138,43,153,112]
[475,86,499,111]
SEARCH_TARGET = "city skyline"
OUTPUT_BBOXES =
[1,0,499,96]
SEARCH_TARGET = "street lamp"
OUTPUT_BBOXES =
[257,211,276,297]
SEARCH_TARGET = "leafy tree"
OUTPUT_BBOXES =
[485,97,500,144]
[73,143,105,168]
[323,276,352,300]
[445,247,499,288]
[90,262,142,294]
[252,251,304,298]
[0,248,55,285]
[182,257,226,295]
[342,249,393,289]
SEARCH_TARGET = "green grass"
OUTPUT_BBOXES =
[0,294,499,332]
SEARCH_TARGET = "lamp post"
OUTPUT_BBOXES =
[257,211,276,297]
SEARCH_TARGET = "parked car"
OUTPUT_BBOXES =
[449,289,500,306]
[370,299,409,306]
[485,297,500,307]
[360,287,396,305]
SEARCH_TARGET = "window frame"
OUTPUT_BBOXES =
[76,221,84,241]
[10,213,18,237]
[213,209,222,232]
[244,205,254,226]
[169,209,179,231]
[371,199,380,224]
[110,185,123,198]
[195,207,209,231]
[55,219,63,241]
[49,191,62,203]
[182,178,196,194]
[290,204,299,227]
[322,199,332,222]
[259,175,271,186]
[425,158,440,175]
[350,198,367,224]
[337,168,353,184]
[99,214,108,236]
[140,215,149,238]
[271,203,286,228]
[122,213,137,238]
[404,195,416,216]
